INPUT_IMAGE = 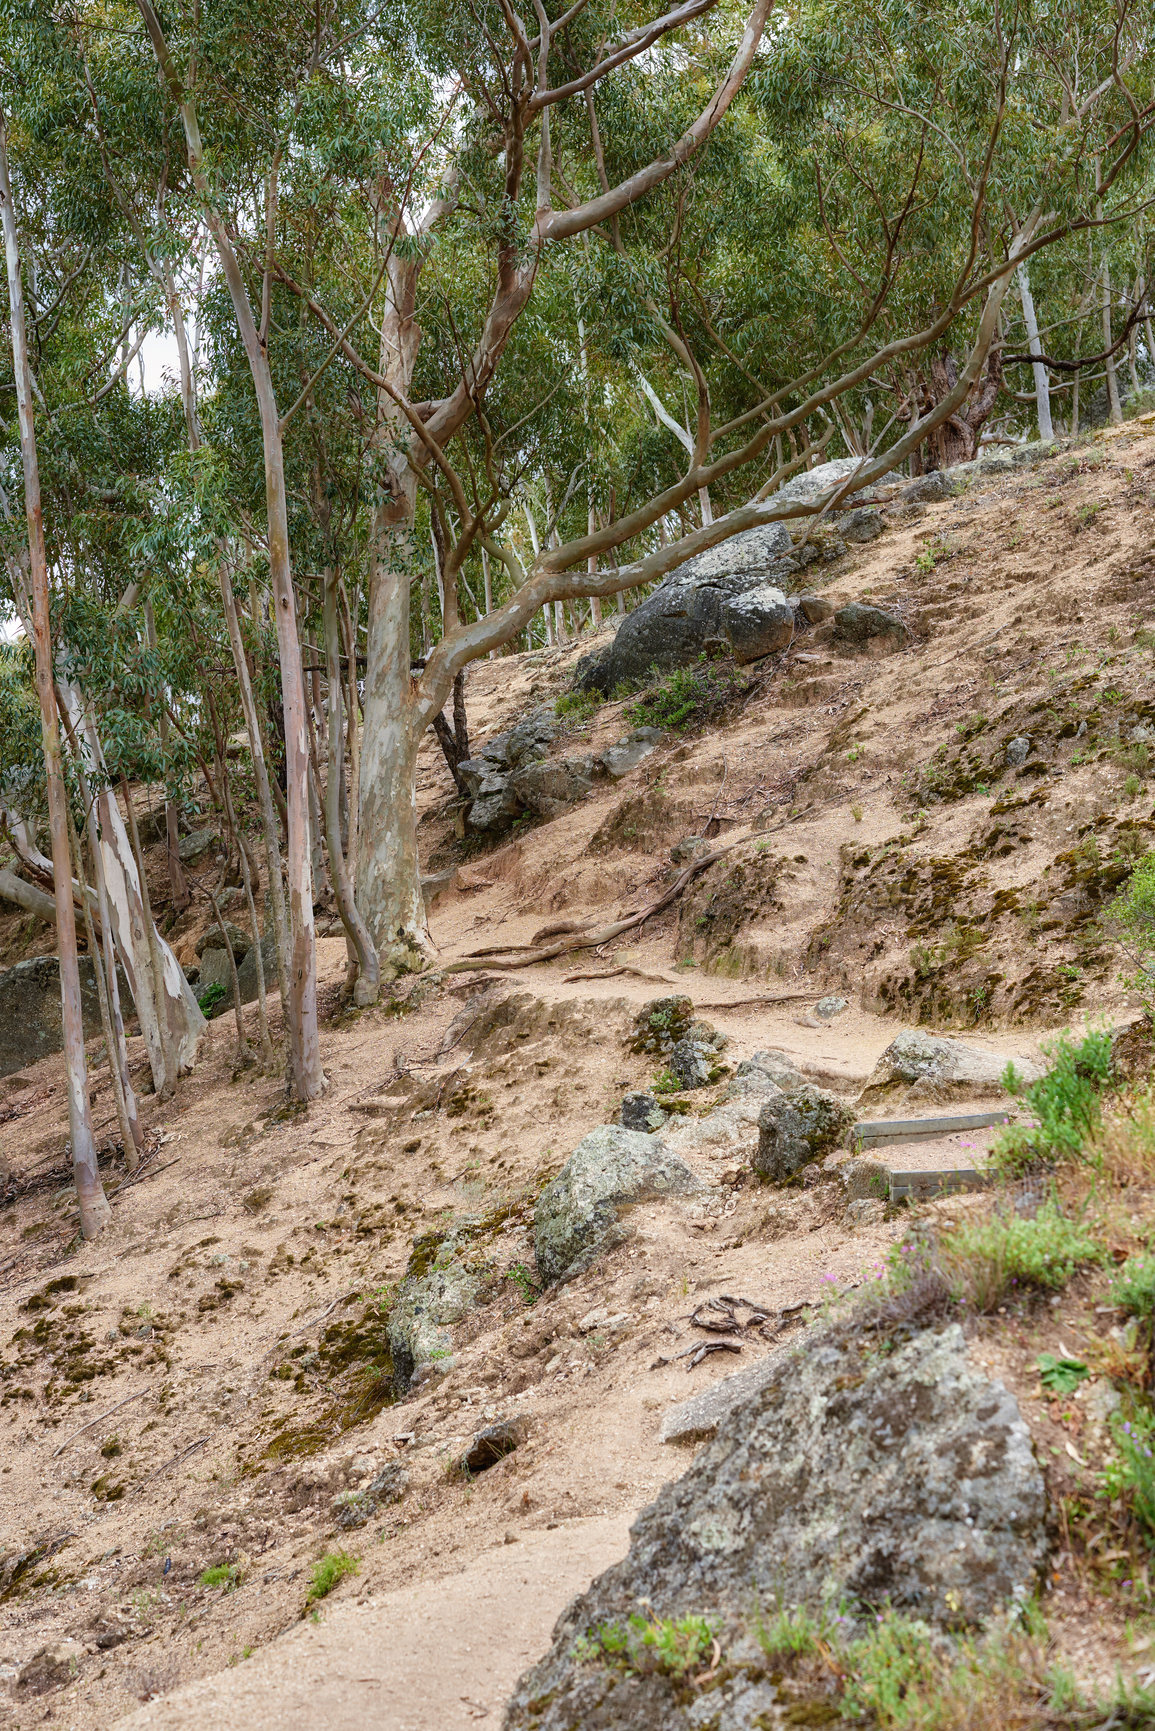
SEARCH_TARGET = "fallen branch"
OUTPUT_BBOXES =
[137,1434,210,1489]
[52,1387,150,1456]
[446,842,743,974]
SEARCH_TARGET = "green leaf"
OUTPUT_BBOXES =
[1037,1353,1089,1395]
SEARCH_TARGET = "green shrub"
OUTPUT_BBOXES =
[1103,1407,1155,1542]
[555,687,603,723]
[1106,852,1155,1015]
[940,1201,1105,1313]
[307,1550,360,1603]
[993,1029,1115,1174]
[199,1563,241,1591]
[628,661,744,732]
[196,980,227,1013]
[579,1613,715,1679]
[1110,1253,1155,1321]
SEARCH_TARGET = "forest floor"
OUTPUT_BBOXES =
[2,419,1155,1727]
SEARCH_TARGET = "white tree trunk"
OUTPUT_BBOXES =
[1017,263,1053,441]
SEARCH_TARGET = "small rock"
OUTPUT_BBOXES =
[332,1462,409,1528]
[833,602,909,644]
[16,1641,84,1696]
[620,1092,668,1133]
[732,1049,804,1092]
[628,996,696,1055]
[721,583,794,665]
[754,1083,856,1183]
[902,469,953,503]
[596,729,665,780]
[840,1156,890,1203]
[669,835,708,864]
[840,506,884,542]
[177,826,217,862]
[461,1417,528,1474]
[665,1036,725,1090]
[1082,1379,1121,1424]
[814,995,848,1019]
[858,1030,1042,1110]
[796,592,834,623]
[845,1197,886,1226]
[533,1125,702,1285]
[1006,735,1031,766]
[195,921,250,960]
[387,1251,481,1392]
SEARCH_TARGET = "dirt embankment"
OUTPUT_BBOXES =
[0,422,1154,1727]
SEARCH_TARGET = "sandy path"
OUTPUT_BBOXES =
[113,1514,631,1730]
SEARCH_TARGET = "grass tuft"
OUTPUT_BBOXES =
[306,1550,360,1604]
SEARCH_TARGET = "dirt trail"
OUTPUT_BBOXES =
[114,1514,631,1730]
[2,422,1155,1726]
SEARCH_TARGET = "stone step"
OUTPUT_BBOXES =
[852,1109,1011,1150]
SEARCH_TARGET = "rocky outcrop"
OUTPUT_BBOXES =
[533,1126,701,1285]
[459,709,666,835]
[858,1030,1042,1110]
[0,955,111,1080]
[387,1250,481,1392]
[754,1081,856,1181]
[505,1325,1048,1731]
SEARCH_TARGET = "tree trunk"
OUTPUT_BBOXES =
[321,572,378,1004]
[218,564,291,1016]
[0,105,110,1239]
[1017,263,1053,441]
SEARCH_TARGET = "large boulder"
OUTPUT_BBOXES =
[573,525,796,694]
[858,1030,1042,1111]
[754,1081,855,1181]
[387,1250,481,1392]
[504,1325,1047,1731]
[721,583,794,664]
[0,956,108,1080]
[508,757,595,818]
[533,1126,702,1285]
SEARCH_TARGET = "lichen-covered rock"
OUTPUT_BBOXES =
[596,729,666,779]
[754,1082,855,1181]
[858,1030,1042,1110]
[387,1251,480,1392]
[839,1155,890,1202]
[797,592,834,623]
[620,1092,668,1133]
[628,995,696,1055]
[534,1126,701,1285]
[732,1049,804,1092]
[721,583,794,664]
[332,1462,409,1527]
[665,1032,728,1090]
[504,1325,1047,1731]
[0,956,107,1079]
[833,601,909,644]
[508,756,595,818]
[461,1416,529,1474]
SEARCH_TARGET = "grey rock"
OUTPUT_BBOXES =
[596,728,666,779]
[505,1325,1047,1731]
[455,758,491,799]
[833,602,909,644]
[464,789,512,833]
[508,757,594,817]
[660,1340,797,1444]
[902,470,953,503]
[666,1036,726,1090]
[193,932,277,1016]
[505,709,560,767]
[533,1125,702,1285]
[387,1251,481,1392]
[669,835,708,864]
[721,583,794,665]
[814,995,848,1019]
[194,945,235,1011]
[840,506,884,542]
[620,1092,668,1133]
[754,1083,855,1182]
[461,1416,529,1474]
[332,1462,409,1527]
[0,955,118,1080]
[858,1029,1042,1110]
[774,455,875,505]
[846,1197,887,1226]
[177,826,217,862]
[196,920,250,960]
[628,995,696,1055]
[732,1049,804,1092]
[840,1156,890,1202]
[796,592,834,624]
[573,526,795,694]
[1006,735,1032,767]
